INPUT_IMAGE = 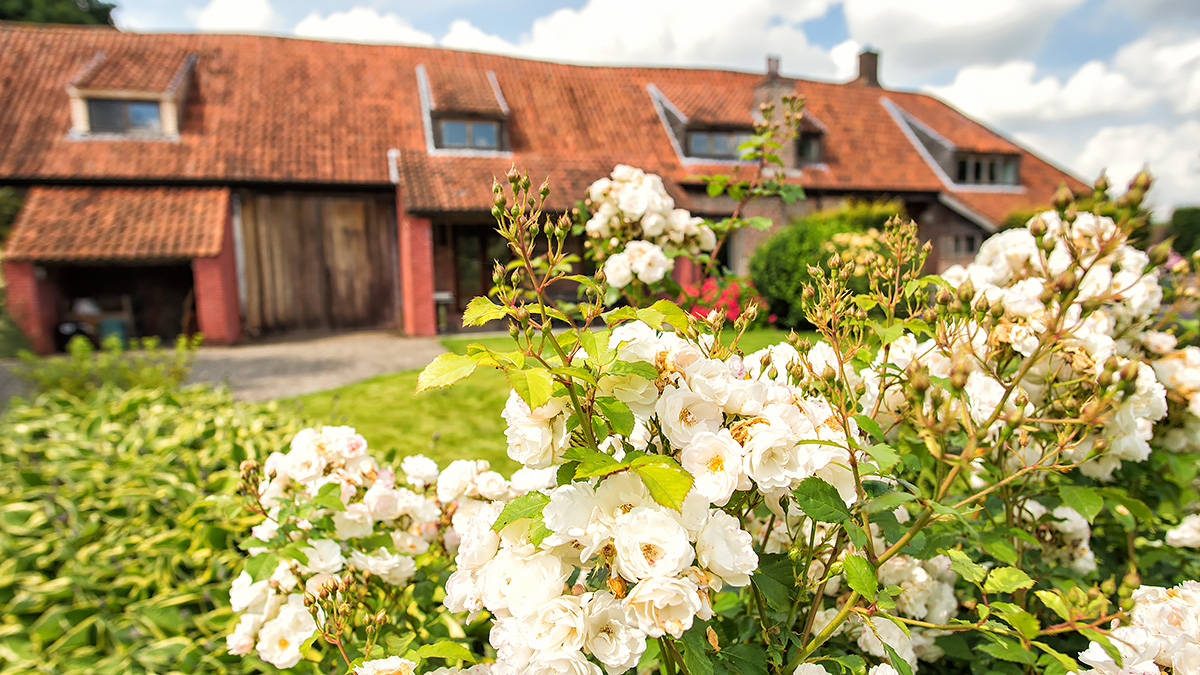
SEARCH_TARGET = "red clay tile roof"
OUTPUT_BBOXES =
[424,60,507,116]
[886,91,1021,155]
[0,23,1084,227]
[70,48,193,93]
[4,186,229,261]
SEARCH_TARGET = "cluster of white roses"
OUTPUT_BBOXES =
[1071,581,1200,675]
[853,211,1188,481]
[584,165,716,288]
[443,322,864,675]
[228,427,451,668]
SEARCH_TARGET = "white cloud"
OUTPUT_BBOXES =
[829,39,862,81]
[1074,121,1200,216]
[441,18,524,56]
[841,0,1085,80]
[187,0,279,33]
[293,8,436,45]
[433,0,839,76]
[1113,31,1200,115]
[927,59,1154,125]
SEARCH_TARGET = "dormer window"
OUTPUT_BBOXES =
[86,99,162,135]
[66,51,196,140]
[798,131,824,163]
[436,119,502,150]
[687,129,752,160]
[955,154,1019,186]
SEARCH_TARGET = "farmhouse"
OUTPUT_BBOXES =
[0,23,1086,352]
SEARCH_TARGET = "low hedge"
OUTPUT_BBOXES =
[0,384,305,675]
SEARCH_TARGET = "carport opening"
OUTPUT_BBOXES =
[48,263,196,350]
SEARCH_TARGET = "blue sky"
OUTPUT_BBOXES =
[114,0,1200,215]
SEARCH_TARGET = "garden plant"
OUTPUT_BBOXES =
[225,103,1200,675]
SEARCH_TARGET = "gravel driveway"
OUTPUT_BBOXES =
[0,330,446,404]
[188,331,446,401]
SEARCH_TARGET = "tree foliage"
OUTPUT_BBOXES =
[0,0,116,25]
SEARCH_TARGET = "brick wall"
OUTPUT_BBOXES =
[191,207,242,344]
[397,188,437,337]
[4,261,56,354]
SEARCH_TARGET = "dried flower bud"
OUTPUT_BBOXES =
[1092,173,1110,196]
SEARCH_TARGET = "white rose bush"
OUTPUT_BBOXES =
[227,132,1200,672]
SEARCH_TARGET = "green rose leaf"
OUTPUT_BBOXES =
[595,397,635,437]
[629,455,693,512]
[416,640,476,664]
[843,554,878,601]
[1059,485,1103,523]
[943,549,987,584]
[984,566,1035,594]
[491,492,550,532]
[507,367,555,410]
[791,476,853,524]
[462,296,508,327]
[416,352,478,392]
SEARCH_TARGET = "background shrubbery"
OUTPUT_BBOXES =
[0,346,305,674]
[750,200,902,328]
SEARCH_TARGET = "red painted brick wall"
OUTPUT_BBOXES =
[191,208,242,345]
[673,257,697,288]
[397,188,437,337]
[4,261,56,354]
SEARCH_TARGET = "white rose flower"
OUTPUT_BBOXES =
[656,383,722,449]
[510,466,559,494]
[585,591,647,675]
[594,473,653,528]
[613,506,694,582]
[391,530,431,556]
[526,593,588,652]
[681,429,744,506]
[348,548,417,586]
[1167,514,1200,548]
[226,613,261,656]
[285,444,326,485]
[622,575,703,638]
[794,665,828,675]
[696,510,758,587]
[478,549,569,619]
[501,393,569,470]
[437,459,486,503]
[333,502,374,539]
[400,454,439,487]
[543,483,604,556]
[230,570,271,614]
[868,665,900,675]
[1172,640,1200,675]
[255,594,317,669]
[743,419,807,490]
[603,252,634,288]
[299,539,345,575]
[363,482,405,521]
[475,470,511,501]
[354,656,418,675]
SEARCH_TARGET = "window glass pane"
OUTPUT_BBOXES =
[988,160,997,183]
[732,133,752,156]
[690,132,709,156]
[441,121,468,147]
[973,159,983,183]
[800,134,822,161]
[957,158,968,182]
[126,102,161,133]
[87,99,124,133]
[1002,159,1018,184]
[471,122,498,149]
[711,133,730,157]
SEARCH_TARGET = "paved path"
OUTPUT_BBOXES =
[0,331,446,405]
[188,331,446,401]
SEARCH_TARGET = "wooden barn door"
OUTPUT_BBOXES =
[240,192,399,336]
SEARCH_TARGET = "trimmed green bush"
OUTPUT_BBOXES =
[15,334,199,397]
[750,200,902,328]
[0,384,305,674]
[1170,206,1200,256]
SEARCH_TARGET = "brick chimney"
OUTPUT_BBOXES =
[754,54,795,169]
[854,49,881,87]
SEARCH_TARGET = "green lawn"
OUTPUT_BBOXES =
[286,327,806,475]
